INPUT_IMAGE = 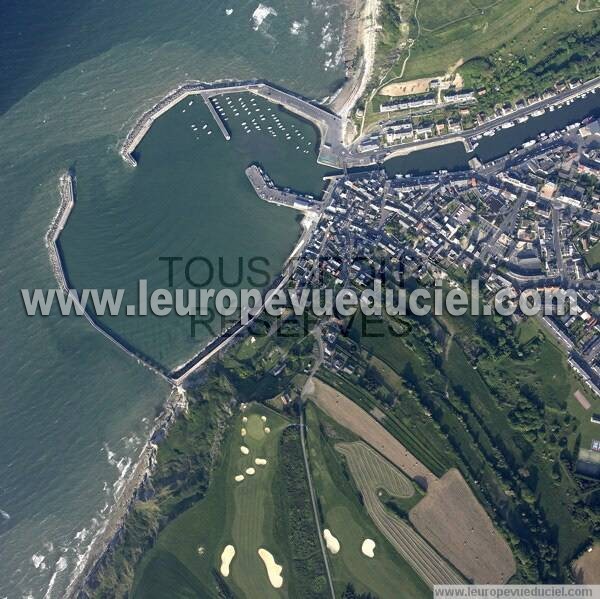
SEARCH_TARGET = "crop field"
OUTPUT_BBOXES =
[409,468,516,583]
[305,403,430,598]
[131,404,293,599]
[310,378,438,488]
[336,442,465,587]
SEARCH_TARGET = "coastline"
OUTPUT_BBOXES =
[65,388,188,598]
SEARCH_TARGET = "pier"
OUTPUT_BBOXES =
[202,95,230,140]
[245,164,319,210]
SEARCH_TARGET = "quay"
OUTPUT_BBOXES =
[245,164,319,210]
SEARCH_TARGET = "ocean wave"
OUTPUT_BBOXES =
[43,557,67,599]
[0,508,9,520]
[31,554,46,570]
[251,4,277,30]
[290,20,307,35]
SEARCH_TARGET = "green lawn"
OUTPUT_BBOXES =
[584,241,600,270]
[305,403,430,599]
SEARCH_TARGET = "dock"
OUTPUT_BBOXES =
[202,95,230,140]
[245,164,319,210]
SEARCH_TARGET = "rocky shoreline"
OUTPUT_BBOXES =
[66,388,188,598]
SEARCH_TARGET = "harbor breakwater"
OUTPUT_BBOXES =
[120,79,344,168]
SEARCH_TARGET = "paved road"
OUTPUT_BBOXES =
[347,75,600,168]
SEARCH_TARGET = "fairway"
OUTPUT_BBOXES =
[131,404,292,599]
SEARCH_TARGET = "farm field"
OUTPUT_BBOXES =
[310,378,438,488]
[336,441,465,587]
[305,403,430,598]
[409,469,516,583]
[131,404,296,599]
[342,310,599,581]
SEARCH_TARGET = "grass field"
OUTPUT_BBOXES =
[417,0,480,32]
[584,241,600,270]
[340,309,598,581]
[365,0,599,124]
[131,404,296,599]
[405,0,598,81]
[305,403,431,598]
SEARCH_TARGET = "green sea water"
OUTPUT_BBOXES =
[0,1,346,596]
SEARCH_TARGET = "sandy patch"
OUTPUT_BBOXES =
[380,78,435,97]
[245,467,256,475]
[261,415,267,422]
[264,427,271,434]
[258,548,284,588]
[220,545,236,577]
[323,529,341,554]
[241,428,247,437]
[242,416,248,423]
[255,458,267,466]
[234,474,245,482]
[361,539,376,557]
[575,390,591,410]
[240,445,250,455]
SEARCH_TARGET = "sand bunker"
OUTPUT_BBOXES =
[264,427,271,434]
[361,539,376,558]
[241,428,247,437]
[220,545,236,576]
[245,467,256,475]
[255,458,267,466]
[242,416,248,423]
[234,474,244,482]
[261,415,267,422]
[258,548,284,588]
[240,446,250,455]
[323,529,340,554]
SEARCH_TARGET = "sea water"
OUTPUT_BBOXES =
[0,1,346,596]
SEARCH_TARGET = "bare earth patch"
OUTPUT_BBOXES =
[574,390,591,410]
[311,379,437,488]
[380,77,435,97]
[573,544,600,583]
[409,469,516,584]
